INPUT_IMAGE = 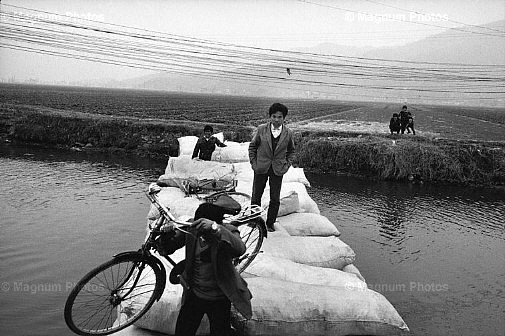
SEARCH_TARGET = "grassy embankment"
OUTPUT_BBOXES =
[1,104,504,187]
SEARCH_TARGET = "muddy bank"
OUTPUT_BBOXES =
[0,104,254,158]
[1,104,504,187]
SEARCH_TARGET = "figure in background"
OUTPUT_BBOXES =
[406,116,416,135]
[248,103,295,232]
[399,105,411,134]
[192,125,227,161]
[389,113,401,135]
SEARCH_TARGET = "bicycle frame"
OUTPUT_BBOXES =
[64,182,267,336]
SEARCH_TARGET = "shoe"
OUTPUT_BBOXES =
[267,226,275,232]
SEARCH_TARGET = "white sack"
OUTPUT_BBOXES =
[276,212,340,237]
[233,162,311,187]
[342,264,366,282]
[285,167,311,187]
[261,236,355,269]
[135,283,210,335]
[246,254,365,288]
[164,156,236,181]
[233,162,255,182]
[232,277,409,336]
[146,186,202,220]
[212,141,250,163]
[177,136,198,156]
[236,181,319,215]
[213,132,224,143]
[280,182,319,214]
[275,191,299,217]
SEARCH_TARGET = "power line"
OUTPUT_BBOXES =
[1,5,503,102]
[2,17,502,87]
[3,2,505,67]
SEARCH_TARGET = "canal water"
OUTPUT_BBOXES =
[0,144,504,336]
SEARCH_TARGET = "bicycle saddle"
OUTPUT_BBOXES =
[202,195,241,216]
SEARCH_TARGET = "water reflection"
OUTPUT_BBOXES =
[307,173,505,244]
[307,173,505,335]
[1,146,504,336]
[0,144,166,336]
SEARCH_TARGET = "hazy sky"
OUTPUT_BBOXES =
[1,0,504,82]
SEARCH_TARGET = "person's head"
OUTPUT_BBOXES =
[269,103,288,128]
[393,113,398,118]
[203,125,213,138]
[402,105,408,111]
[194,203,225,224]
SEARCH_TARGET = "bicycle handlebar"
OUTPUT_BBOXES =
[147,183,193,232]
[147,182,264,233]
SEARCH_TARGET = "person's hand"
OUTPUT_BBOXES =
[191,218,218,234]
[159,222,176,233]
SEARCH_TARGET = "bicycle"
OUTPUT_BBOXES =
[64,182,266,336]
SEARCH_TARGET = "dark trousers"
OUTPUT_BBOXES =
[175,291,231,336]
[251,166,283,227]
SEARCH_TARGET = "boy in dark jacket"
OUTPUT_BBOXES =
[192,125,227,161]
[389,113,401,134]
[406,116,415,135]
[399,105,411,134]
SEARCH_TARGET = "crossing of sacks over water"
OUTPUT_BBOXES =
[132,137,409,335]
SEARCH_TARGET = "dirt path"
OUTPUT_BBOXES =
[290,106,441,138]
[290,107,365,125]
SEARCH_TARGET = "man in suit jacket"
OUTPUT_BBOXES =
[248,103,296,232]
[159,203,252,336]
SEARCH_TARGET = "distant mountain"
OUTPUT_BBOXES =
[102,20,504,106]
[363,20,505,65]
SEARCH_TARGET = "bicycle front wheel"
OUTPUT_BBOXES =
[64,253,163,336]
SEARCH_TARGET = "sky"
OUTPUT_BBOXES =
[1,0,504,83]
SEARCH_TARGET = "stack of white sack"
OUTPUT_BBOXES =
[163,156,236,181]
[260,235,356,270]
[234,180,319,215]
[212,141,251,163]
[232,277,410,336]
[245,254,363,288]
[136,135,409,335]
[177,132,224,157]
[233,161,311,187]
[135,260,408,336]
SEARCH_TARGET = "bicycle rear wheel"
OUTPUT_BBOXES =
[235,217,265,273]
[225,192,265,273]
[64,253,163,336]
